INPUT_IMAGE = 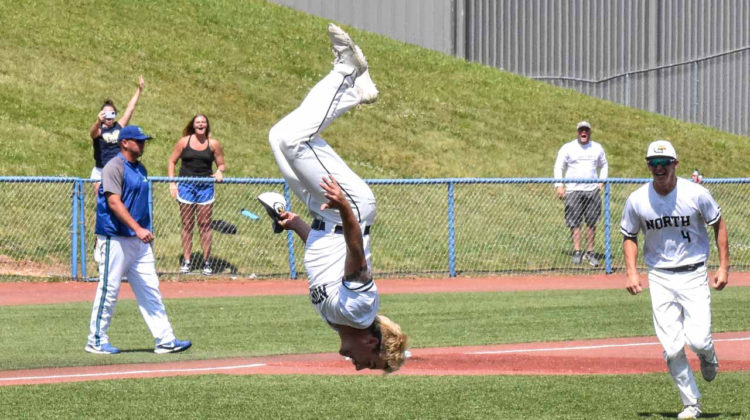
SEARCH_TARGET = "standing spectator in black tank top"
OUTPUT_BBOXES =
[167,114,226,275]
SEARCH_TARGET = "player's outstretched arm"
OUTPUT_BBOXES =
[623,236,642,295]
[712,217,729,290]
[320,175,366,276]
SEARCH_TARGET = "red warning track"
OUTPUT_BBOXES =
[3,272,750,306]
[1,274,748,385]
[1,332,748,386]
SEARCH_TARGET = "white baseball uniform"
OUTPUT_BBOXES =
[620,177,721,406]
[269,62,378,329]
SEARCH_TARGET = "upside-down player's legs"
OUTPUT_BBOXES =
[269,65,375,226]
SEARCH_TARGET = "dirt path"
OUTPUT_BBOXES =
[3,272,750,306]
[1,332,748,386]
[1,274,748,385]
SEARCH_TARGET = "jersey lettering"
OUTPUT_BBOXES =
[309,284,328,304]
[102,130,120,145]
[645,216,691,230]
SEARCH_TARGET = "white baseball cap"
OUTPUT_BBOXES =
[646,140,677,159]
[576,121,591,130]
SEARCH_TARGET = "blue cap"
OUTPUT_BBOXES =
[118,125,153,141]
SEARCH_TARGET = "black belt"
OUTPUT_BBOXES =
[662,261,705,273]
[311,219,370,236]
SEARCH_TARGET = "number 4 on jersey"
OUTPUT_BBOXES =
[682,230,691,243]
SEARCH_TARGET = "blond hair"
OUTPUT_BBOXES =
[375,314,409,373]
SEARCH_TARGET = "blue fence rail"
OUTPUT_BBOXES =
[1,176,746,280]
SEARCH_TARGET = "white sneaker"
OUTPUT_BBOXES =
[698,353,719,382]
[583,251,600,267]
[180,260,191,274]
[677,404,702,419]
[202,261,213,276]
[355,66,378,104]
[327,23,367,76]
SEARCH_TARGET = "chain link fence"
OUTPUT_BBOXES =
[0,178,78,279]
[2,177,749,280]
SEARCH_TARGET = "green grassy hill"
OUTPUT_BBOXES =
[1,0,747,179]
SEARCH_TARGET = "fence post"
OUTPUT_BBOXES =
[71,181,79,279]
[447,181,456,277]
[604,180,612,274]
[78,180,87,280]
[147,180,154,232]
[283,183,297,279]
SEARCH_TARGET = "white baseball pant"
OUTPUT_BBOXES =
[268,62,376,228]
[648,265,715,406]
[87,235,176,347]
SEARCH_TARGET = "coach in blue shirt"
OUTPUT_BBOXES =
[86,125,192,355]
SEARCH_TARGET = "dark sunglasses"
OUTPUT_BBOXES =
[647,157,676,167]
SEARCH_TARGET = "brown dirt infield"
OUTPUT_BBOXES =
[1,274,748,385]
[3,272,750,306]
[1,332,748,386]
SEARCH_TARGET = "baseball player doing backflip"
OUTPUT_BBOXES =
[259,23,407,372]
[620,140,728,419]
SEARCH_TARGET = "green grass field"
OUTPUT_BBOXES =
[1,288,749,418]
[1,0,749,180]
[2,373,749,419]
[2,0,750,418]
[2,0,750,278]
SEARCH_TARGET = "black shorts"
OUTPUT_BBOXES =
[564,190,601,228]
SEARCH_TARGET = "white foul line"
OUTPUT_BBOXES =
[465,336,750,355]
[0,363,266,382]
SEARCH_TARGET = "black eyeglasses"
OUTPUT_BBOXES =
[647,157,676,167]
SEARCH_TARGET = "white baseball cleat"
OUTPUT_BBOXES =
[257,192,287,234]
[677,404,702,419]
[327,23,367,76]
[355,69,379,105]
[698,353,719,382]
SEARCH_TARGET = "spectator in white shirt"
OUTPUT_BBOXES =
[554,121,609,267]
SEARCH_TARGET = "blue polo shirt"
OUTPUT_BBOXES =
[95,153,151,237]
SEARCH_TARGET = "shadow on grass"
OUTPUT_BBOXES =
[179,252,238,275]
[118,348,157,354]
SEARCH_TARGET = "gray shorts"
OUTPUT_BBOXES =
[564,190,601,228]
